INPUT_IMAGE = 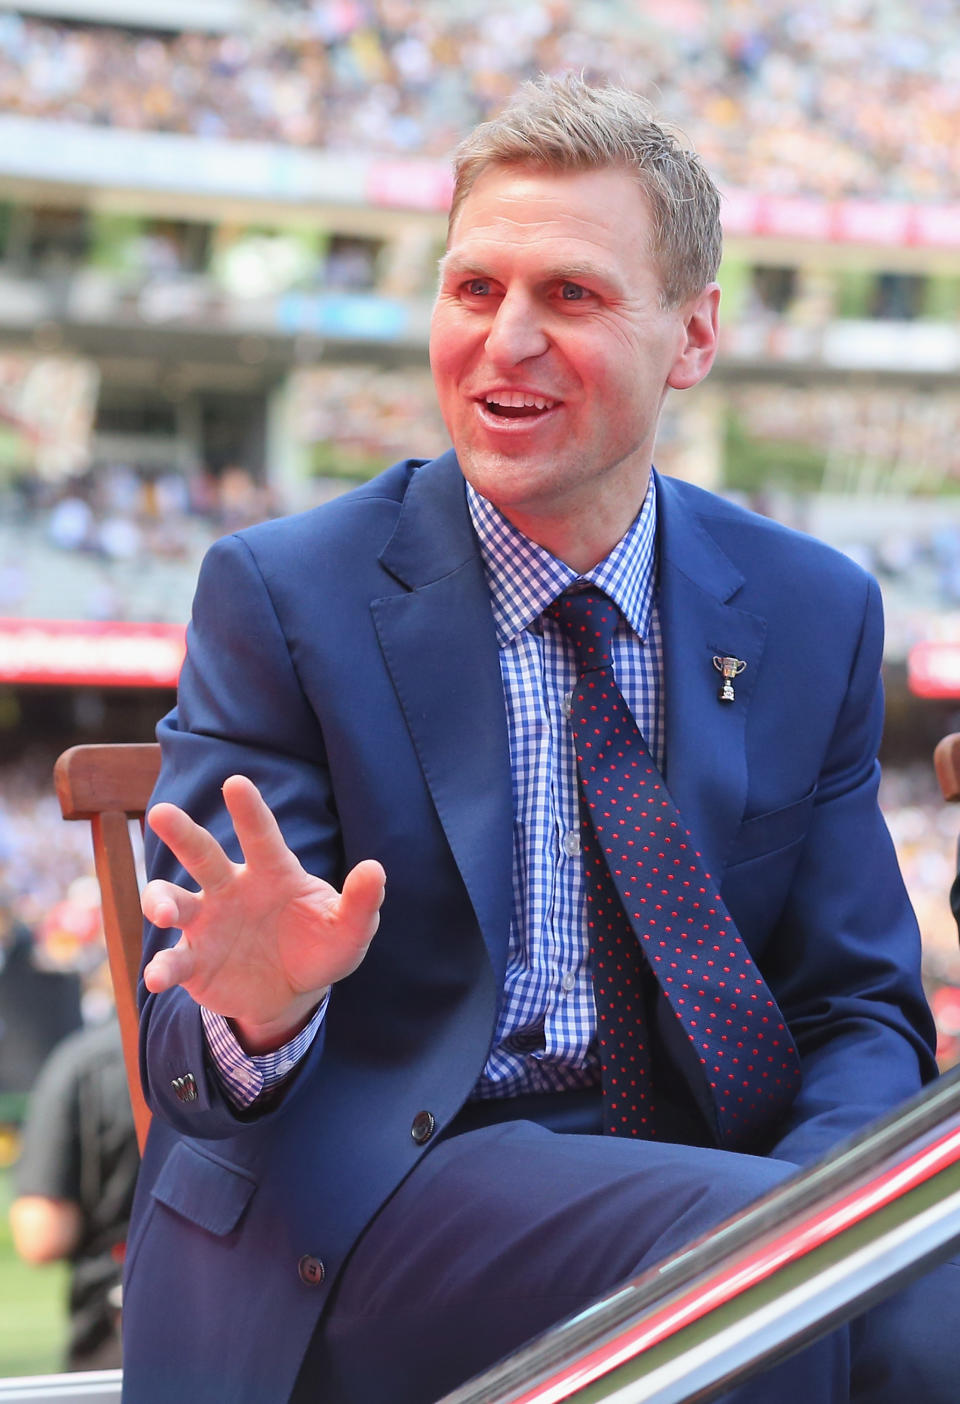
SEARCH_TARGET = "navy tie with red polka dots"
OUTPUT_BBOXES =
[550,586,801,1149]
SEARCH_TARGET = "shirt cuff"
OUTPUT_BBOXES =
[200,995,328,1110]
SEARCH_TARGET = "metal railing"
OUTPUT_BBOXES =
[0,1373,120,1402]
[441,1068,960,1403]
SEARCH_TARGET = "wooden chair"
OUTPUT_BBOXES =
[54,743,161,1153]
[936,732,960,805]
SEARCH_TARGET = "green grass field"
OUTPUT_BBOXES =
[0,1165,69,1378]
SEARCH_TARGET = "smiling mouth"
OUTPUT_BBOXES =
[484,392,558,419]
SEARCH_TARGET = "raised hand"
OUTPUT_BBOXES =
[141,774,385,1052]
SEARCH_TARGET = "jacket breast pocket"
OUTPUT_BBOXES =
[151,1139,257,1236]
[725,784,817,870]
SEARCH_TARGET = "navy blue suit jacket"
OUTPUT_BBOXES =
[124,452,936,1402]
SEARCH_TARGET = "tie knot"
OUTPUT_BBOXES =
[548,586,620,675]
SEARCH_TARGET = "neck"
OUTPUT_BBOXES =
[501,490,650,574]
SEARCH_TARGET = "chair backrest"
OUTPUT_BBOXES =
[54,743,161,1153]
[935,733,960,804]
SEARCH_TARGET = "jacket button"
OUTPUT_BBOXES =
[298,1256,325,1286]
[411,1110,436,1145]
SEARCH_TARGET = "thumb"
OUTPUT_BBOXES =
[337,860,386,942]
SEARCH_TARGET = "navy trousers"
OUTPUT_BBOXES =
[295,1092,960,1403]
[294,1094,861,1403]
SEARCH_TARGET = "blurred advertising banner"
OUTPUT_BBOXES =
[719,190,960,250]
[909,641,960,699]
[0,116,957,247]
[0,354,99,481]
[0,618,184,687]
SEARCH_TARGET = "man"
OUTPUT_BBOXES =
[127,76,947,1403]
[11,1019,137,1372]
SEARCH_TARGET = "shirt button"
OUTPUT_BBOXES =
[560,971,577,992]
[562,830,581,856]
[562,692,574,720]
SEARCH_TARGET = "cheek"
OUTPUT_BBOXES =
[595,339,665,404]
[429,298,484,363]
[579,355,641,418]
[430,333,471,398]
[587,370,662,450]
[428,305,455,367]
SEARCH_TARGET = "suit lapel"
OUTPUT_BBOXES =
[372,452,514,986]
[656,472,767,875]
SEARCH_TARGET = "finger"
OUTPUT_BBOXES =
[143,937,196,994]
[141,879,202,932]
[221,774,291,870]
[338,859,387,945]
[147,801,235,893]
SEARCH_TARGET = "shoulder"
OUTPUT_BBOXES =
[226,457,426,561]
[656,472,875,606]
[197,453,461,592]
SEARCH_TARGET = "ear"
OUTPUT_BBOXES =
[667,283,720,391]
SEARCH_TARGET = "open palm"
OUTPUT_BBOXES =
[141,774,385,1051]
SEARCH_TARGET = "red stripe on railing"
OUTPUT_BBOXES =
[509,1123,960,1404]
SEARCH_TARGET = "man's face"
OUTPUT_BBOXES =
[430,164,718,566]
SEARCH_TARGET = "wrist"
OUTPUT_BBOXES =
[229,989,329,1055]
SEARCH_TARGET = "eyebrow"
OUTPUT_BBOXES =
[435,253,484,282]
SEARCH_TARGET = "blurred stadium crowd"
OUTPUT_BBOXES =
[0,364,450,624]
[0,753,99,974]
[0,0,958,199]
[0,461,280,624]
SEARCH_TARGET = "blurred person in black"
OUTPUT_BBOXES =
[0,889,81,1097]
[10,1019,138,1372]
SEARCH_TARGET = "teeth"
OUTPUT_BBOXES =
[486,392,556,410]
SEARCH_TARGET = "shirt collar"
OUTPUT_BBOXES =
[466,475,658,648]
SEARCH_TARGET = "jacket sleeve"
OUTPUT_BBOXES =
[765,575,937,1166]
[139,532,341,1139]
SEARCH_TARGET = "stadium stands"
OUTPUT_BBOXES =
[0,1,958,199]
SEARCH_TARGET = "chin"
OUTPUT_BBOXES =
[458,446,546,492]
[461,471,542,517]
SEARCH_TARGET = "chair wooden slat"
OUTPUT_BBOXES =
[935,733,960,804]
[55,743,161,820]
[54,743,161,1152]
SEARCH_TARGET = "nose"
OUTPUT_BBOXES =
[484,289,549,368]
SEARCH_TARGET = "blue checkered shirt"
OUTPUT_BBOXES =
[203,472,664,1106]
[466,478,664,1098]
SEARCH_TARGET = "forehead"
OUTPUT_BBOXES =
[445,164,656,275]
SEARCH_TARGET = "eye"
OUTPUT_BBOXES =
[559,282,589,301]
[464,277,492,297]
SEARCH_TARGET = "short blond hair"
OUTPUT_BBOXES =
[448,74,722,307]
